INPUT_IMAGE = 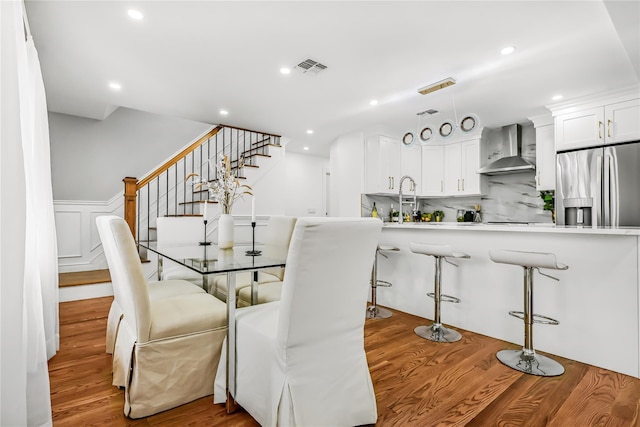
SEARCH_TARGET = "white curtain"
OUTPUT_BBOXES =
[1,1,58,426]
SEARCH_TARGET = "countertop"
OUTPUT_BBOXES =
[382,222,640,235]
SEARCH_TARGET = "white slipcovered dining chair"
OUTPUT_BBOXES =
[156,216,206,284]
[97,215,228,418]
[211,215,297,304]
[214,217,382,426]
[104,215,206,355]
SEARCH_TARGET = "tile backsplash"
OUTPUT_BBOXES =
[362,171,552,224]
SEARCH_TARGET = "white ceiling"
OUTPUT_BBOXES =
[25,1,640,157]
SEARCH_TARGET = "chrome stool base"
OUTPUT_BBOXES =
[368,246,399,320]
[496,349,565,377]
[366,305,393,319]
[414,324,462,343]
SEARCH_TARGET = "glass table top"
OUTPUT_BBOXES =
[138,240,287,275]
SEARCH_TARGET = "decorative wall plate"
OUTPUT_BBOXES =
[439,121,454,138]
[460,115,478,133]
[402,132,415,146]
[419,126,433,142]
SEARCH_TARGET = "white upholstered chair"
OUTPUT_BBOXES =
[214,217,382,426]
[97,215,228,418]
[210,215,297,304]
[156,216,206,284]
[104,215,206,355]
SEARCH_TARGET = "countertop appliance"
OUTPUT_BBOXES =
[556,140,640,226]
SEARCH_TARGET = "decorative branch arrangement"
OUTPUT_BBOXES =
[187,155,253,214]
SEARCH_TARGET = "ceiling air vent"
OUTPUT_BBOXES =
[295,59,328,75]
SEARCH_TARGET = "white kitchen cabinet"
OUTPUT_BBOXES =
[606,99,640,144]
[401,144,421,194]
[442,139,482,196]
[554,97,640,151]
[535,124,555,191]
[421,145,444,196]
[443,143,462,194]
[460,139,481,195]
[365,135,401,194]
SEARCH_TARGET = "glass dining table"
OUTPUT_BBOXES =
[138,240,287,413]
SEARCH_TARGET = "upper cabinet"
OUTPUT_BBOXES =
[400,144,421,194]
[444,139,482,196]
[420,137,483,197]
[365,135,401,194]
[551,87,640,152]
[606,99,640,144]
[365,135,422,195]
[364,126,486,197]
[421,145,444,196]
[529,113,555,191]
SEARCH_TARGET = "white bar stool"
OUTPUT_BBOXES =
[366,245,400,319]
[410,243,470,342]
[489,249,568,377]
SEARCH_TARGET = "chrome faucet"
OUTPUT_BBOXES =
[399,175,417,224]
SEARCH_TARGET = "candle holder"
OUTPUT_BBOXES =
[245,221,261,256]
[199,219,212,246]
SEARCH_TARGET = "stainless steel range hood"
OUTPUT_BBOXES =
[477,124,535,175]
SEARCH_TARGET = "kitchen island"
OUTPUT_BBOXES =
[375,222,640,377]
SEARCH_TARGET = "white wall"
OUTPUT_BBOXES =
[54,144,329,274]
[49,107,212,200]
[285,152,329,217]
[330,131,364,217]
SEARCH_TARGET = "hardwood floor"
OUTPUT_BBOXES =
[49,296,640,426]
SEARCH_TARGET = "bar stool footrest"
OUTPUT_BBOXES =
[375,280,393,288]
[508,311,559,325]
[427,292,461,304]
[496,349,564,377]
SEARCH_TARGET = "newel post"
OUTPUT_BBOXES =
[123,177,138,239]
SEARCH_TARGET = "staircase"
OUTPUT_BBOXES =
[123,124,282,250]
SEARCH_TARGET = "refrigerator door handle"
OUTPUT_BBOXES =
[595,155,602,226]
[603,154,610,226]
[605,148,619,227]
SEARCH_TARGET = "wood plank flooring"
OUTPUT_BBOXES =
[49,297,640,426]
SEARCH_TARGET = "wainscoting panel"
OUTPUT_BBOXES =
[55,194,123,273]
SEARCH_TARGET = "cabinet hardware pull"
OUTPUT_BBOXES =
[607,119,612,138]
[462,178,464,191]
[440,181,443,192]
[391,176,394,189]
[598,121,603,139]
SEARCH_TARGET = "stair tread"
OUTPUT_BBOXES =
[179,200,218,205]
[59,269,111,287]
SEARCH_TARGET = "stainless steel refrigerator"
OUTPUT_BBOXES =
[556,141,640,227]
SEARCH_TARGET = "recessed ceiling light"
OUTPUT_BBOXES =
[280,67,291,75]
[369,99,378,106]
[108,82,122,90]
[306,130,314,134]
[127,9,143,20]
[219,110,228,116]
[303,146,310,151]
[501,46,516,55]
[552,94,563,101]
